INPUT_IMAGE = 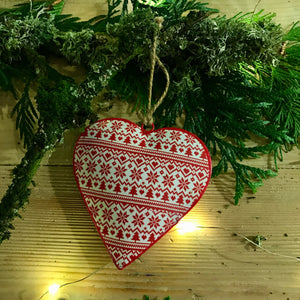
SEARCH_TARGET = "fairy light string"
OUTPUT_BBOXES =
[37,17,297,300]
[196,225,300,262]
[38,224,299,299]
[38,262,112,300]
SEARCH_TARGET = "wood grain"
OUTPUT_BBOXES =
[2,0,299,26]
[1,1,300,300]
[208,0,300,28]
[1,166,300,300]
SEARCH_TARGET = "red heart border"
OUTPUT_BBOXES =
[73,118,212,269]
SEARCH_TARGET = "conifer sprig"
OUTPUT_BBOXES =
[0,0,299,242]
[11,80,38,148]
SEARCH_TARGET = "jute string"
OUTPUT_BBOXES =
[138,17,170,127]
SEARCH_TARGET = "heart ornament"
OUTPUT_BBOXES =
[73,118,211,269]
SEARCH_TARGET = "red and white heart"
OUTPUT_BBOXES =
[73,118,211,269]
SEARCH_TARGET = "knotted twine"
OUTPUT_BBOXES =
[138,17,170,127]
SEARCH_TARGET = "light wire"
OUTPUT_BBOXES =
[38,225,299,299]
[38,262,112,299]
[194,225,300,262]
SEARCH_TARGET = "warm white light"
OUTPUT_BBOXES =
[48,284,60,295]
[176,221,199,234]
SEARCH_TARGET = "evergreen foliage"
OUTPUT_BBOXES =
[0,0,299,242]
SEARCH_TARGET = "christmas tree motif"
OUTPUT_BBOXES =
[95,131,102,139]
[109,132,116,141]
[162,191,169,202]
[148,232,155,243]
[177,194,184,205]
[130,185,138,197]
[132,231,140,242]
[185,147,192,156]
[170,144,177,153]
[117,229,124,240]
[100,181,106,191]
[114,182,121,194]
[124,136,131,144]
[139,140,146,147]
[200,150,207,159]
[155,142,162,150]
[102,225,108,236]
[86,178,93,188]
[146,188,153,199]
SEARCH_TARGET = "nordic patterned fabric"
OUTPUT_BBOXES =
[73,118,211,269]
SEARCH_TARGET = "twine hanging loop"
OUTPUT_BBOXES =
[140,17,170,127]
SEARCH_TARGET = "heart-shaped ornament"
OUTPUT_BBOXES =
[73,118,211,269]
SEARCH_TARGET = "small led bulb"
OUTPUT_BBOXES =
[176,221,198,234]
[48,283,60,295]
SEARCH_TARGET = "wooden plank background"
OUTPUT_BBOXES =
[1,1,300,300]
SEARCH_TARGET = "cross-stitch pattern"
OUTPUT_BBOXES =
[73,118,211,269]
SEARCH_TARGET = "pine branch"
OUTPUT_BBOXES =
[48,0,65,15]
[166,0,218,19]
[283,21,300,42]
[0,76,97,244]
[0,62,16,95]
[0,0,299,242]
[11,81,38,149]
[239,28,300,144]
[215,139,278,204]
[107,0,122,19]
[0,130,49,243]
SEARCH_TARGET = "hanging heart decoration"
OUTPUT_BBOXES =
[73,118,211,269]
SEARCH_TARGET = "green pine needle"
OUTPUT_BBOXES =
[0,0,299,241]
[11,81,38,148]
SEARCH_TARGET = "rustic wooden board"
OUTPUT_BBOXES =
[209,0,300,28]
[1,1,300,300]
[2,0,300,26]
[1,90,300,168]
[1,166,300,300]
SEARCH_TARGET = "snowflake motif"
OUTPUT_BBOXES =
[126,123,137,133]
[88,205,99,219]
[74,159,84,172]
[132,213,145,227]
[170,131,182,141]
[192,182,203,194]
[86,160,97,174]
[146,171,159,185]
[102,208,113,222]
[178,177,190,190]
[162,174,174,188]
[111,121,123,132]
[99,163,111,176]
[130,168,143,181]
[99,120,109,129]
[148,215,160,229]
[114,165,127,178]
[163,218,176,231]
[155,130,166,139]
[116,210,129,225]
[185,134,196,144]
